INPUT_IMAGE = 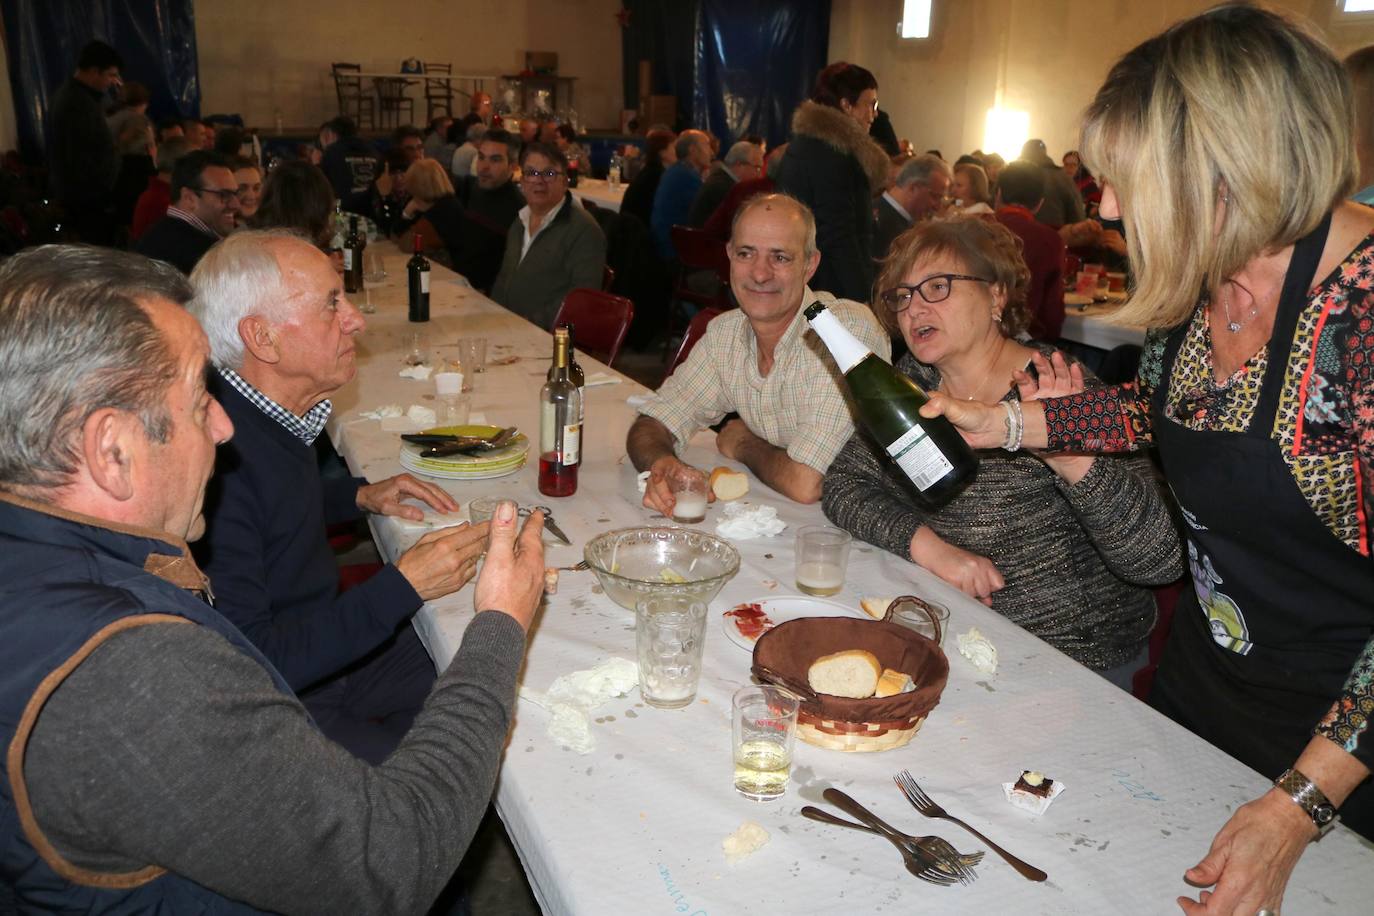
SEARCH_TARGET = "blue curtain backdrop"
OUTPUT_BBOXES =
[620,0,829,147]
[1,0,200,160]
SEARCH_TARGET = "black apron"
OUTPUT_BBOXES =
[1150,213,1374,837]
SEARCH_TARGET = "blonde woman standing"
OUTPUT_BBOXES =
[926,6,1374,913]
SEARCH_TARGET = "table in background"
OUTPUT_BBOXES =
[1059,301,1146,351]
[570,177,625,213]
[326,245,1373,914]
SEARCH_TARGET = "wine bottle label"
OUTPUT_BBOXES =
[562,424,581,465]
[420,272,430,294]
[885,425,955,491]
[343,249,353,270]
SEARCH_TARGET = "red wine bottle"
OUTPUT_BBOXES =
[407,234,429,322]
[538,328,582,497]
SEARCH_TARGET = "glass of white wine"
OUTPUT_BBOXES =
[794,525,851,596]
[732,685,800,801]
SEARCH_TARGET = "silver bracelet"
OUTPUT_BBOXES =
[1003,399,1024,452]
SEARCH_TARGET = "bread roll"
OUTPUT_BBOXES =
[874,668,915,697]
[860,596,896,620]
[709,466,749,501]
[807,649,881,698]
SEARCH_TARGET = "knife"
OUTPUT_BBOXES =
[541,515,572,546]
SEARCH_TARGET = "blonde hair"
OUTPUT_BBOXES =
[873,216,1030,338]
[1080,3,1356,329]
[404,159,456,203]
[953,163,991,206]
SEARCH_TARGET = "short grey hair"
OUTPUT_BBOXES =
[156,136,191,173]
[894,153,951,189]
[723,141,758,167]
[465,122,486,143]
[0,245,190,493]
[188,229,303,369]
[730,192,818,258]
[674,131,704,161]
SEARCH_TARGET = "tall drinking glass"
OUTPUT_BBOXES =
[732,685,800,800]
[635,596,708,708]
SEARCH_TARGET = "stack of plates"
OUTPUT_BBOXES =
[399,424,530,480]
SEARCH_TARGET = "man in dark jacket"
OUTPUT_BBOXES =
[453,128,525,291]
[320,116,379,212]
[1017,138,1085,229]
[189,230,490,763]
[872,153,949,259]
[0,243,546,912]
[134,150,239,274]
[651,130,711,259]
[47,40,123,244]
[687,140,763,228]
[492,143,606,329]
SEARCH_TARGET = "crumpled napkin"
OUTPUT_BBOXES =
[360,404,404,420]
[406,405,437,426]
[519,658,639,754]
[626,393,655,409]
[585,372,621,388]
[399,364,433,380]
[715,503,786,540]
[636,470,651,495]
[957,627,998,675]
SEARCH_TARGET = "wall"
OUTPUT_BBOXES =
[193,0,624,130]
[0,25,16,151]
[829,0,1374,162]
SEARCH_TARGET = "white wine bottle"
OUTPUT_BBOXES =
[805,301,977,505]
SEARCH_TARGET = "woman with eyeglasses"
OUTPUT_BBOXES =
[923,7,1374,911]
[822,216,1182,688]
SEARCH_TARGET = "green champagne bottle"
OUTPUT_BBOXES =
[805,300,977,506]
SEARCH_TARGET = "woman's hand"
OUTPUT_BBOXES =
[375,163,394,198]
[1015,351,1085,401]
[1177,788,1315,915]
[909,527,1005,606]
[919,394,1007,450]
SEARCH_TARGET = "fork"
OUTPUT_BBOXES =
[799,806,983,878]
[894,771,1048,882]
[821,788,979,885]
[802,807,958,886]
[554,560,589,572]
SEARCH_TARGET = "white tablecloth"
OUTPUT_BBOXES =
[327,247,1373,914]
[570,177,625,213]
[1060,304,1146,351]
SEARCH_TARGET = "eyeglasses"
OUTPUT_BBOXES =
[522,168,565,182]
[194,187,240,203]
[879,274,991,311]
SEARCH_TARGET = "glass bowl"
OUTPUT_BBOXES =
[583,526,741,611]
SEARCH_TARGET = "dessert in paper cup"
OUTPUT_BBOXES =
[1002,770,1065,815]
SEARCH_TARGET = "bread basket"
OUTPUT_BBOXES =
[750,601,948,753]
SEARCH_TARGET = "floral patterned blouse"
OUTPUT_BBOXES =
[1043,232,1374,766]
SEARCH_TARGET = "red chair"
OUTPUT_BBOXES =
[1131,579,1185,701]
[552,288,635,367]
[664,307,725,382]
[667,225,732,355]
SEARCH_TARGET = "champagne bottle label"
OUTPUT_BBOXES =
[420,272,430,294]
[885,424,955,491]
[562,424,581,465]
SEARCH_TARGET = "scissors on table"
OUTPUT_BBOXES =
[518,505,571,545]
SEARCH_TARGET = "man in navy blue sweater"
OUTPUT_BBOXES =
[189,230,489,762]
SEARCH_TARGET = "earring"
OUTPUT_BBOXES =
[991,309,1001,322]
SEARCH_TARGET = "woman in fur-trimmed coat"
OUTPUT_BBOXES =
[775,62,892,302]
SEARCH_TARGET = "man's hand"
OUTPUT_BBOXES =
[474,500,546,632]
[357,474,459,521]
[395,522,490,601]
[1177,788,1315,915]
[642,455,708,517]
[909,526,1005,606]
[715,418,756,461]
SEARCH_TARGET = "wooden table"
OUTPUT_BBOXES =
[324,244,1374,914]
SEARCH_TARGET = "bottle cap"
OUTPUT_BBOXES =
[803,300,828,321]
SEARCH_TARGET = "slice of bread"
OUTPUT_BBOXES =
[808,649,882,698]
[860,596,896,620]
[874,668,915,697]
[710,466,749,501]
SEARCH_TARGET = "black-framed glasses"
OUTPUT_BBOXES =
[522,168,565,182]
[879,274,991,311]
[194,186,240,203]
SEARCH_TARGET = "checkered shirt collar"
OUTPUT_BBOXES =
[218,367,332,445]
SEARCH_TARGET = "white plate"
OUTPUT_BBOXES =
[399,449,527,480]
[720,595,868,652]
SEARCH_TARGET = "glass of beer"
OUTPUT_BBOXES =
[794,525,851,596]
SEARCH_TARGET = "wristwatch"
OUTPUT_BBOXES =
[1275,768,1338,835]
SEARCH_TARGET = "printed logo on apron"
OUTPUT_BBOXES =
[1181,507,1252,655]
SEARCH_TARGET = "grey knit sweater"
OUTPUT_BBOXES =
[822,350,1184,670]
